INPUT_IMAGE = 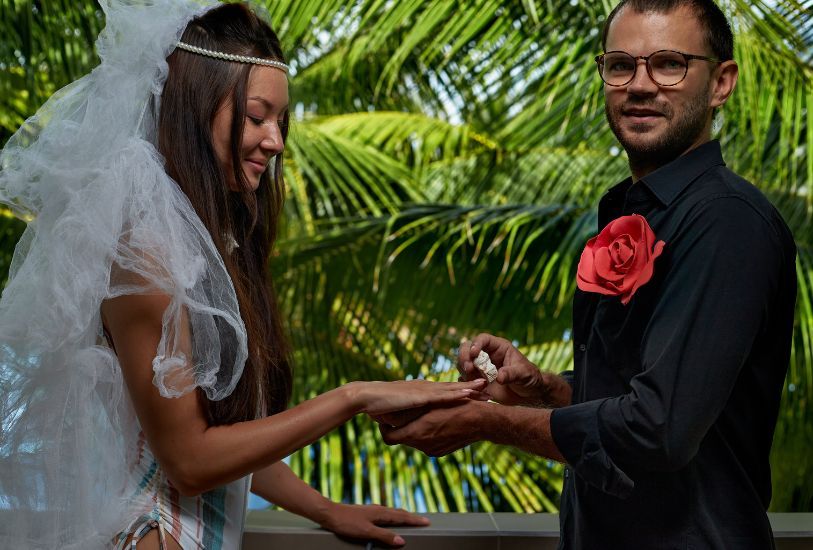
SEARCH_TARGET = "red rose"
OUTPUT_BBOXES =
[576,214,665,305]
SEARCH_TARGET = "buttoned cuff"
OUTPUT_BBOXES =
[550,399,634,499]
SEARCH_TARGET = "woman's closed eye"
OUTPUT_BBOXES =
[247,116,287,130]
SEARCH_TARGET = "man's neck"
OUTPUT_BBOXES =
[628,135,711,183]
[629,162,659,183]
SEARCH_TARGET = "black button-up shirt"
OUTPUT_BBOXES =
[550,141,796,549]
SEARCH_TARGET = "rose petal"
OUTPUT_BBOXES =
[611,216,641,240]
[578,252,620,292]
[652,239,665,259]
[577,265,619,295]
[611,236,635,270]
[621,239,664,303]
[595,246,625,282]
[578,277,619,296]
[594,223,615,248]
[576,241,599,284]
[577,240,620,295]
[603,279,623,292]
[634,214,648,238]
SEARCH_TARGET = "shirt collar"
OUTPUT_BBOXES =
[636,140,726,207]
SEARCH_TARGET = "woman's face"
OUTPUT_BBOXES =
[212,65,289,192]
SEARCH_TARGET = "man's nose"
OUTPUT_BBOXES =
[626,59,659,95]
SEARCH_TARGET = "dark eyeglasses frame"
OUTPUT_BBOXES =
[595,49,721,87]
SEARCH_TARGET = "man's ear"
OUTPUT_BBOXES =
[710,60,738,109]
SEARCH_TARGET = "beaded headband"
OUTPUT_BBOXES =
[175,41,289,73]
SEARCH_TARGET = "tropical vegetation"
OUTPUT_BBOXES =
[1,0,811,513]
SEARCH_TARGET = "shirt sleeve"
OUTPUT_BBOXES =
[550,197,792,499]
[559,370,574,389]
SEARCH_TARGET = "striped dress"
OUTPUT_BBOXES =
[112,430,250,550]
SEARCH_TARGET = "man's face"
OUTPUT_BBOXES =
[603,6,716,169]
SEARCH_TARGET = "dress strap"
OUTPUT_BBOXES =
[113,514,168,550]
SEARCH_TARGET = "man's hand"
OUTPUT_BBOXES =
[316,502,429,548]
[459,333,572,408]
[379,399,566,464]
[379,401,484,456]
[370,406,430,428]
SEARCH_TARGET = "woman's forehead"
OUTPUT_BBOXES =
[247,66,289,109]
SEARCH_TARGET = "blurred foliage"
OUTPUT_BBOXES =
[1,0,811,512]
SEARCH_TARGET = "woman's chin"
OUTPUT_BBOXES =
[225,176,261,192]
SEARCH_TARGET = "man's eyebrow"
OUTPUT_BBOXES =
[248,96,289,111]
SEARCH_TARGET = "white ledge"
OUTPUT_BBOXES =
[243,510,813,549]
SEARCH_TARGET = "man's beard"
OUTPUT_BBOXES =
[606,83,710,174]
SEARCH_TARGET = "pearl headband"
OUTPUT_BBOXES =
[175,41,289,72]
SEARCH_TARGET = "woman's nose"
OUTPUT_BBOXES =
[260,122,284,154]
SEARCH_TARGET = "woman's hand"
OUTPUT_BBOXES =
[348,379,488,417]
[253,462,426,548]
[458,334,572,408]
[316,503,428,547]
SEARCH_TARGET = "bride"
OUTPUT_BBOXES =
[0,1,486,548]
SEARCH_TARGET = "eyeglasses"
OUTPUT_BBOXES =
[595,50,720,87]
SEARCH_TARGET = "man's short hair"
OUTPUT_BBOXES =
[601,0,734,61]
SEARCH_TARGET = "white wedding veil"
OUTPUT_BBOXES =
[0,0,251,546]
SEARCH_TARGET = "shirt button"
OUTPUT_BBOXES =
[564,468,570,478]
[578,344,587,352]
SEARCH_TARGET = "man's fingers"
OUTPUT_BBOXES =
[469,335,483,355]
[373,407,428,427]
[378,423,402,445]
[496,362,539,387]
[456,359,487,382]
[471,333,512,364]
[496,364,524,384]
[472,390,492,401]
[458,349,488,381]
[456,361,476,381]
[379,421,415,446]
[457,340,473,372]
[471,332,500,354]
[378,423,392,440]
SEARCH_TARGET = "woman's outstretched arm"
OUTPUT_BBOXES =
[102,292,485,497]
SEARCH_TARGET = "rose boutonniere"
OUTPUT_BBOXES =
[576,214,665,305]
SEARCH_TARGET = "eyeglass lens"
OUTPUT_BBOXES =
[601,51,688,86]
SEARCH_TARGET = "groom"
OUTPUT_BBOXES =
[380,0,797,547]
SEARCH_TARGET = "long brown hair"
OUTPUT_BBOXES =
[158,3,292,424]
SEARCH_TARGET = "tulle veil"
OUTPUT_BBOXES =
[0,0,251,546]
